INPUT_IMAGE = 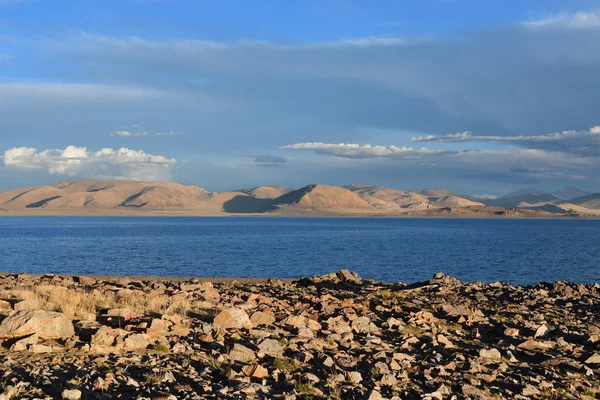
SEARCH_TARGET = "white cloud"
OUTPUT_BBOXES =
[411,129,583,143]
[109,130,180,137]
[280,142,448,159]
[110,130,150,137]
[411,126,600,157]
[522,11,600,30]
[2,145,176,180]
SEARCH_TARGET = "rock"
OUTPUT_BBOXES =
[214,308,252,330]
[437,334,454,348]
[91,326,128,348]
[180,282,213,292]
[534,323,550,338]
[257,338,284,357]
[366,390,384,400]
[13,300,40,311]
[124,333,149,349]
[105,308,137,321]
[285,315,309,328]
[297,327,314,338]
[347,371,363,384]
[201,289,221,303]
[522,385,541,396]
[351,316,372,333]
[0,310,74,340]
[242,364,268,378]
[74,276,96,286]
[0,300,11,311]
[336,269,361,283]
[61,389,82,400]
[518,339,553,350]
[250,311,276,327]
[228,344,256,362]
[9,333,38,351]
[479,348,502,360]
[325,316,352,334]
[147,318,171,334]
[585,353,600,364]
[504,328,519,337]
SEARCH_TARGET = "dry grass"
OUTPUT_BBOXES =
[1,284,191,320]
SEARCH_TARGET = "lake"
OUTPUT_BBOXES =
[0,217,598,285]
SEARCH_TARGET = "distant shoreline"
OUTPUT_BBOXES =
[0,209,596,218]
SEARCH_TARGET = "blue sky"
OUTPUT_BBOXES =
[1,0,600,196]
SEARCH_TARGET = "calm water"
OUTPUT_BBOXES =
[0,217,598,285]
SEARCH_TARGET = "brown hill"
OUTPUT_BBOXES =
[567,193,600,210]
[0,179,590,217]
[345,185,430,211]
[273,184,376,213]
[346,184,481,210]
[431,195,484,208]
[238,186,292,199]
[0,180,215,211]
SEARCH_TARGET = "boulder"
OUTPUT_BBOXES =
[9,333,38,351]
[62,389,82,400]
[250,311,276,327]
[242,364,268,378]
[325,316,352,334]
[228,344,255,362]
[336,269,361,284]
[0,310,74,340]
[257,338,284,357]
[105,308,137,321]
[479,348,502,360]
[585,353,600,364]
[124,333,150,350]
[214,308,252,330]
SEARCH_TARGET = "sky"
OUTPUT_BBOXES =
[1,0,600,197]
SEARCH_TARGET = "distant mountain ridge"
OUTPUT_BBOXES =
[0,179,597,216]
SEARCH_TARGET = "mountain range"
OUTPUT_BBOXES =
[0,179,597,217]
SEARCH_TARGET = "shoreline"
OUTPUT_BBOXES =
[0,270,598,399]
[0,209,597,219]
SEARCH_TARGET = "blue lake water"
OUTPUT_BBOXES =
[0,217,598,285]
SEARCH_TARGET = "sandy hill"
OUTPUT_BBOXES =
[273,184,375,213]
[430,195,483,208]
[565,193,600,210]
[0,179,218,211]
[345,185,430,211]
[485,193,563,208]
[0,179,592,217]
[238,186,292,199]
[346,185,481,210]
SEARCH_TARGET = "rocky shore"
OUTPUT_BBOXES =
[0,271,599,399]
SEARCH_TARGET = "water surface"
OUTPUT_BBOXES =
[0,217,598,285]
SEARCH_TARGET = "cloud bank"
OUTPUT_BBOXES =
[411,126,600,157]
[2,146,176,181]
[280,143,448,159]
[110,130,181,137]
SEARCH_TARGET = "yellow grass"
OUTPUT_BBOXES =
[1,284,191,319]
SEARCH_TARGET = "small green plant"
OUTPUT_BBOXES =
[376,289,392,299]
[296,383,317,395]
[152,344,170,353]
[371,371,383,381]
[146,373,161,385]
[273,357,300,372]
